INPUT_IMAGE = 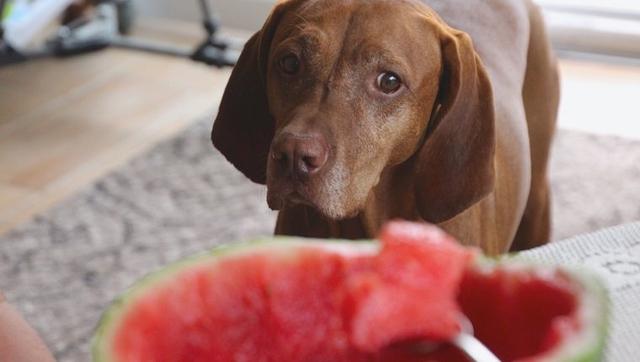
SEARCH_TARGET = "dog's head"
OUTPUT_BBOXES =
[212,0,495,222]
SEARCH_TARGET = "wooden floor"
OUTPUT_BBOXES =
[0,20,233,235]
[1,21,639,236]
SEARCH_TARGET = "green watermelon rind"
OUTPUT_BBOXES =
[92,238,608,362]
[91,237,373,362]
[504,254,610,362]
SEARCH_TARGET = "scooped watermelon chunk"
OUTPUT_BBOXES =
[93,221,608,362]
[348,222,474,351]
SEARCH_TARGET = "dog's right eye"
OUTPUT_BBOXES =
[279,54,301,75]
[376,72,403,94]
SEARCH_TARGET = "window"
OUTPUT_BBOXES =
[536,0,640,58]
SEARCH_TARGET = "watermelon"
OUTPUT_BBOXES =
[93,222,608,362]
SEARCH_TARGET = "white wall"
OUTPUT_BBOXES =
[134,0,640,58]
[135,0,275,31]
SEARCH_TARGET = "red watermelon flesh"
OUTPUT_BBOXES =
[348,222,473,352]
[459,268,579,361]
[102,222,587,362]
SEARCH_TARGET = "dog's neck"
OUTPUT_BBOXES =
[359,160,421,236]
[274,160,422,240]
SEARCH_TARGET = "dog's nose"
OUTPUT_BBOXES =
[271,133,329,177]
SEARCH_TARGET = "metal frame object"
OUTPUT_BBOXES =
[0,0,240,67]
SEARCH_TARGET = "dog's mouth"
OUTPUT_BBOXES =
[266,160,364,220]
[266,184,315,211]
[266,179,362,221]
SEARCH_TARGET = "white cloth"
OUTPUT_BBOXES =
[521,222,640,362]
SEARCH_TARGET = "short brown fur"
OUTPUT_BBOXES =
[212,0,559,254]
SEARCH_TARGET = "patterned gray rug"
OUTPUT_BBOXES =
[1,118,639,361]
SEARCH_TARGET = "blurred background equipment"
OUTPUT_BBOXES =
[0,0,240,67]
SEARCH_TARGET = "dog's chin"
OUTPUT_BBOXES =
[266,186,362,221]
[310,198,361,220]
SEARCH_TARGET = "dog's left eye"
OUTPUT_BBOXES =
[279,54,301,75]
[376,72,403,94]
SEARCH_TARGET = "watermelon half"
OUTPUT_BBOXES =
[93,222,608,362]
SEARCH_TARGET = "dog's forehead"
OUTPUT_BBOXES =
[292,0,427,17]
[275,0,435,48]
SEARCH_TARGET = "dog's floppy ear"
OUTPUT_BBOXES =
[211,1,294,184]
[414,26,496,223]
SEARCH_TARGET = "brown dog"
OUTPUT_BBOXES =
[212,0,559,254]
